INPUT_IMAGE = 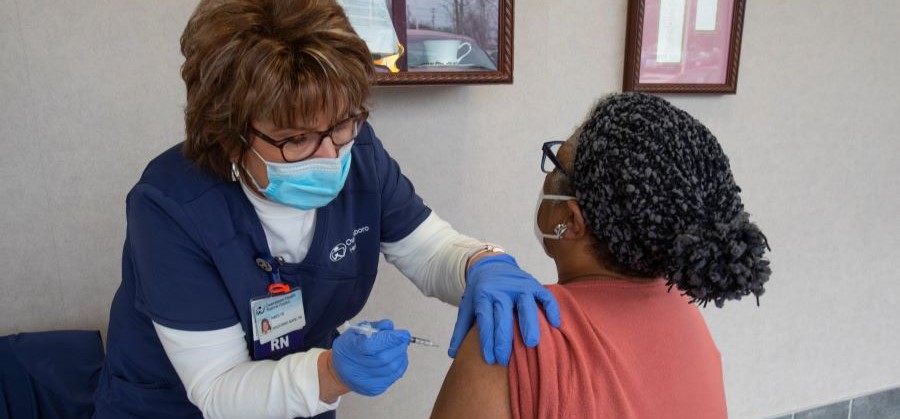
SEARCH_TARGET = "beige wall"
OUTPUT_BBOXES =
[2,1,898,418]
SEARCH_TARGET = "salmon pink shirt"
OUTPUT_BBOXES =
[509,279,727,419]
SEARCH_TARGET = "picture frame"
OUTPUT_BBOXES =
[339,0,513,86]
[623,0,746,93]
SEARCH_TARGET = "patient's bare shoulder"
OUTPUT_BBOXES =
[430,328,512,419]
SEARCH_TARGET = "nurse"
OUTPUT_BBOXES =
[92,1,560,418]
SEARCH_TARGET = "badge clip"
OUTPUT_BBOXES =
[268,283,291,295]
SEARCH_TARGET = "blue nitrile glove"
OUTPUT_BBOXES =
[332,319,411,396]
[448,253,562,366]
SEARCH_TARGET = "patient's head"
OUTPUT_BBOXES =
[537,92,770,307]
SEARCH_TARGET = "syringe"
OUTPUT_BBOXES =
[341,321,439,347]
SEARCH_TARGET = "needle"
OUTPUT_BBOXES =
[409,336,439,347]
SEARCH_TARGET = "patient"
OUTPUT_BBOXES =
[431,92,771,419]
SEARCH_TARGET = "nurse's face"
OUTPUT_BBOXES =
[241,112,340,189]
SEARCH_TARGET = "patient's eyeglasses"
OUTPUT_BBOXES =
[541,141,570,176]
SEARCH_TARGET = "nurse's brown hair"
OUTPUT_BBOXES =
[180,0,374,179]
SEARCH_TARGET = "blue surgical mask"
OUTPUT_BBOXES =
[244,139,353,210]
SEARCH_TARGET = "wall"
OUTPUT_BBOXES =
[1,1,898,418]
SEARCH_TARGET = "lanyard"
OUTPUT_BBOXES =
[254,253,290,295]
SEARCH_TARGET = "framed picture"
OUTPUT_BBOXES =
[623,0,746,93]
[338,0,513,85]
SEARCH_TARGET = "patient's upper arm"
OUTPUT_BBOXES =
[430,328,512,419]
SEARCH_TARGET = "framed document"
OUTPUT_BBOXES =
[623,0,746,93]
[338,0,514,85]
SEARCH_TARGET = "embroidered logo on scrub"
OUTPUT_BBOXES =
[329,225,371,262]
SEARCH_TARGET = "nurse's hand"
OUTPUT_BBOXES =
[448,254,561,366]
[331,319,411,396]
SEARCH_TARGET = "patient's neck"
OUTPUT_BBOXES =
[556,265,630,285]
[554,247,647,285]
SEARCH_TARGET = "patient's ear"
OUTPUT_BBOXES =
[563,200,588,240]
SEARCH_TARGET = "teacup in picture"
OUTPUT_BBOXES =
[342,0,511,83]
[423,39,472,65]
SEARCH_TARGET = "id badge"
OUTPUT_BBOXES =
[250,287,307,360]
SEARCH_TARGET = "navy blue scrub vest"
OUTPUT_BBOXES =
[93,124,430,418]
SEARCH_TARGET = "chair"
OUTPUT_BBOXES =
[0,330,104,419]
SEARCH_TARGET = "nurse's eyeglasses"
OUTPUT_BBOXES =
[249,110,369,162]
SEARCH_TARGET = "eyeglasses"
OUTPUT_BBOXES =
[541,141,569,175]
[249,110,369,162]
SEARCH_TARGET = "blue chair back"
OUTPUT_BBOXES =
[0,330,104,419]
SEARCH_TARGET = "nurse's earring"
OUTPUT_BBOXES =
[553,224,568,239]
[231,162,241,182]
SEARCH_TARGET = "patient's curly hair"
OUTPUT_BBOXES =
[572,92,771,307]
